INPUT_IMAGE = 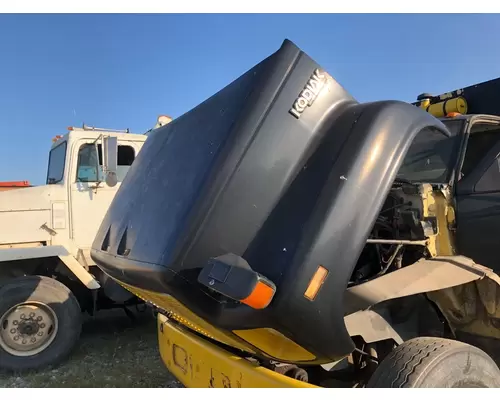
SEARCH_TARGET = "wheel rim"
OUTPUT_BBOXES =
[0,301,59,357]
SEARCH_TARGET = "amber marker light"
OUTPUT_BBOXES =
[241,280,276,310]
[304,265,329,301]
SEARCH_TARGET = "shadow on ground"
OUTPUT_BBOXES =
[0,309,182,388]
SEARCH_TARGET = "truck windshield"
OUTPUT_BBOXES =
[396,119,464,184]
[46,141,67,184]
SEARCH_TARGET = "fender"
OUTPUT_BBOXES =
[344,255,498,314]
[345,309,404,345]
[343,255,500,344]
[0,245,101,290]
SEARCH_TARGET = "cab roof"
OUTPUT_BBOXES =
[50,127,147,149]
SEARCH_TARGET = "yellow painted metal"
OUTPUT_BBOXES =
[233,328,316,362]
[419,97,468,118]
[420,185,456,257]
[115,279,256,354]
[114,278,318,363]
[157,314,318,388]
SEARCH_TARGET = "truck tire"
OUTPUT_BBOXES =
[0,275,82,371]
[367,337,500,388]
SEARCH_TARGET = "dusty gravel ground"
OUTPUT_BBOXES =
[0,309,183,388]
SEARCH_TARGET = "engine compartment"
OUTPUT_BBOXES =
[349,182,439,287]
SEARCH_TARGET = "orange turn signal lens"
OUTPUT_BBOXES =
[304,265,328,301]
[241,281,275,310]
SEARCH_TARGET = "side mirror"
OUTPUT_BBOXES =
[102,136,118,187]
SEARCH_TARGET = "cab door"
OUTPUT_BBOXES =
[69,137,139,259]
[455,120,500,272]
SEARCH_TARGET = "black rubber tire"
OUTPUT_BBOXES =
[0,275,82,371]
[367,337,500,388]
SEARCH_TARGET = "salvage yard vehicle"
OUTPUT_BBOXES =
[92,39,500,388]
[0,125,151,371]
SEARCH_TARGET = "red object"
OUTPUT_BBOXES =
[0,181,30,187]
[0,181,31,191]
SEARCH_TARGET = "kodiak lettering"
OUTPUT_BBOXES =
[289,69,327,119]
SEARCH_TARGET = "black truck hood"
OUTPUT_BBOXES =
[91,39,448,363]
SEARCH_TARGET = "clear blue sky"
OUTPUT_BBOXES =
[1,14,500,185]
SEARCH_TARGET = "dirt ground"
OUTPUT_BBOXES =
[0,309,183,388]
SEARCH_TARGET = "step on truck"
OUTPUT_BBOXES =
[92,39,500,388]
[0,124,156,371]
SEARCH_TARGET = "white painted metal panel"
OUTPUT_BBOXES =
[0,210,52,244]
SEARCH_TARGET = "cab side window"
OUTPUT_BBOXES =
[461,124,500,179]
[76,143,135,183]
[475,157,500,192]
[76,144,102,182]
[116,145,135,182]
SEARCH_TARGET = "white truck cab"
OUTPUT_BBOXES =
[0,124,152,371]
